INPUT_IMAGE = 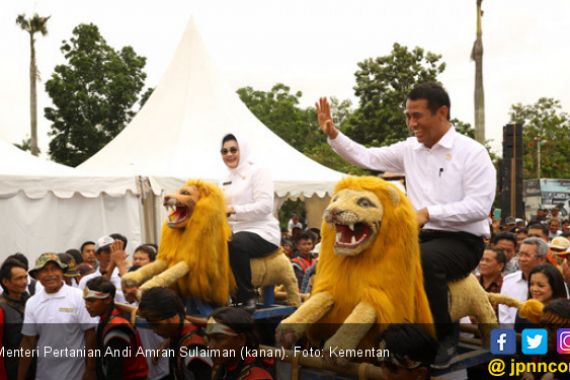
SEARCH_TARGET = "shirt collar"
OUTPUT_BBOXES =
[412,125,455,151]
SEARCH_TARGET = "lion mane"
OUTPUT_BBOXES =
[157,179,234,306]
[307,176,434,346]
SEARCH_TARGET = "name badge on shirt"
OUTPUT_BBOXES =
[58,307,76,313]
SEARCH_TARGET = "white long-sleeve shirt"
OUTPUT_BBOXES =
[498,271,528,324]
[220,134,281,247]
[329,127,496,237]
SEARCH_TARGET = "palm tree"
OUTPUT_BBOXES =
[471,0,485,144]
[16,13,50,156]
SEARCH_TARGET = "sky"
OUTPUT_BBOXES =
[1,0,569,156]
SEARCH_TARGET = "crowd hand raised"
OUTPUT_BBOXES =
[110,240,126,264]
[316,97,338,139]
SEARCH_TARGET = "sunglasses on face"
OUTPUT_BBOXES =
[221,147,239,155]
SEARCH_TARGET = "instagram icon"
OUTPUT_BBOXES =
[557,329,570,354]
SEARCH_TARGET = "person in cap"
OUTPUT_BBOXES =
[207,307,274,380]
[18,253,97,380]
[83,277,148,380]
[0,258,32,380]
[57,253,80,287]
[78,235,125,303]
[138,287,212,380]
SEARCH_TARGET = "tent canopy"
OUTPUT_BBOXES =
[79,19,343,198]
[0,139,142,262]
[0,139,138,199]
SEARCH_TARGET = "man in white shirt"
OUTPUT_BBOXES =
[316,82,496,368]
[498,237,548,324]
[18,253,97,380]
[78,235,125,303]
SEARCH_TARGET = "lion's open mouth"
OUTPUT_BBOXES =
[166,204,189,227]
[334,222,371,247]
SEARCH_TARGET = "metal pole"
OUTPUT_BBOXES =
[511,125,517,217]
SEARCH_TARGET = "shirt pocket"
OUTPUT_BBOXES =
[435,161,463,203]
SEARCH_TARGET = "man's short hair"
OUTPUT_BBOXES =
[134,244,157,262]
[407,82,451,120]
[6,253,29,270]
[139,287,185,321]
[528,223,548,236]
[521,237,548,258]
[80,241,96,253]
[485,247,508,268]
[492,231,517,247]
[294,231,313,244]
[0,258,28,292]
[85,276,116,299]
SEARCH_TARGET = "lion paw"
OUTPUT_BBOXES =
[323,338,351,367]
[275,324,304,349]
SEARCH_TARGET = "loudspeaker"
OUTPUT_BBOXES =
[500,124,524,218]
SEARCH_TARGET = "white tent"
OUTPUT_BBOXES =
[0,139,142,262]
[79,19,344,235]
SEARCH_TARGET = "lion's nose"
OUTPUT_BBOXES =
[163,196,176,206]
[330,208,339,217]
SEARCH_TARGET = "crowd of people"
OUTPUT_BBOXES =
[2,82,570,380]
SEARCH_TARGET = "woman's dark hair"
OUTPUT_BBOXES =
[528,264,567,301]
[86,276,116,299]
[139,287,185,320]
[209,307,259,349]
[0,258,28,292]
[221,134,237,147]
[134,244,157,262]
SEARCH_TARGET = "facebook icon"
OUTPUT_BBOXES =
[490,329,516,355]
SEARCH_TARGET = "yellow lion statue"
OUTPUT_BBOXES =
[276,176,434,356]
[121,180,234,306]
[122,179,301,307]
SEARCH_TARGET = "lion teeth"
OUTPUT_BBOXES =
[348,224,355,231]
[351,236,357,244]
[336,232,342,242]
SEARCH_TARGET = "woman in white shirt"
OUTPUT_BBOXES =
[220,133,281,312]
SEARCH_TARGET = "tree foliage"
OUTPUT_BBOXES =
[237,85,368,174]
[345,43,446,146]
[45,23,147,166]
[14,137,33,153]
[509,98,570,179]
[237,83,322,152]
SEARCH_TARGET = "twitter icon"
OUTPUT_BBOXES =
[522,329,548,355]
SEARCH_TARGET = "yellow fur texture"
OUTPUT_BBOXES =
[158,180,234,305]
[309,176,434,346]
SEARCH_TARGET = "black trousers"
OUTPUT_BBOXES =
[228,231,278,302]
[419,229,484,339]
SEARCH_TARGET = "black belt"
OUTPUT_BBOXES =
[420,229,483,242]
